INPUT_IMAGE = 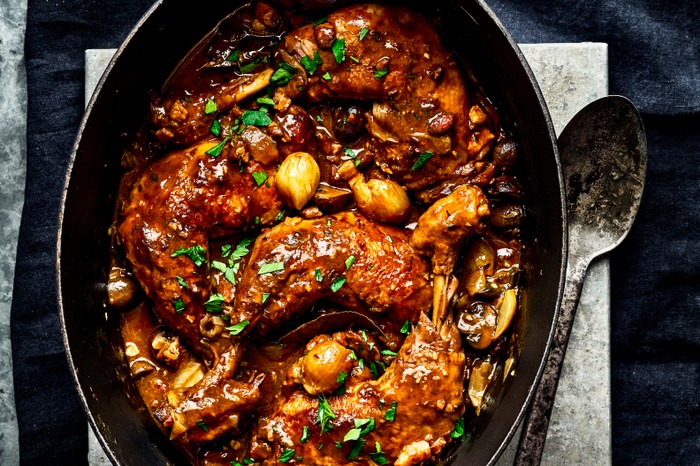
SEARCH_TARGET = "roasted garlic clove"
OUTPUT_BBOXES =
[494,288,517,339]
[469,359,495,415]
[338,160,411,224]
[276,152,320,210]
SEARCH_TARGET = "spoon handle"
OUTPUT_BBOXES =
[514,254,591,465]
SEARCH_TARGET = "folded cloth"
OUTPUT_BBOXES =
[13,0,699,463]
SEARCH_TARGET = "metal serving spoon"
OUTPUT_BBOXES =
[515,95,647,465]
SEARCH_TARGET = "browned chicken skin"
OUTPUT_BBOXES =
[281,4,477,190]
[233,211,432,337]
[250,314,465,465]
[119,139,285,364]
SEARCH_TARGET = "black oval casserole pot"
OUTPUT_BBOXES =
[57,0,566,464]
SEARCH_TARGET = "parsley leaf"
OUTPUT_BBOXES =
[330,277,346,292]
[384,402,397,422]
[317,396,336,432]
[300,51,323,75]
[171,245,207,267]
[373,68,389,79]
[347,438,365,460]
[261,292,271,304]
[300,425,310,443]
[227,49,240,62]
[400,320,411,334]
[204,99,217,114]
[241,109,272,127]
[226,320,250,336]
[380,349,399,357]
[252,171,269,186]
[322,71,332,81]
[210,118,221,136]
[205,137,229,157]
[196,420,208,431]
[173,299,185,314]
[256,96,276,106]
[343,427,362,442]
[315,268,323,282]
[204,293,225,313]
[211,260,227,273]
[369,441,388,465]
[359,27,369,40]
[176,276,188,289]
[230,238,253,261]
[331,38,346,64]
[279,449,295,463]
[258,261,284,275]
[450,417,466,440]
[270,62,296,85]
[336,371,347,384]
[411,151,434,171]
[345,255,355,270]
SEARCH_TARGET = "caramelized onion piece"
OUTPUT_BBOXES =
[276,152,320,210]
[469,359,494,415]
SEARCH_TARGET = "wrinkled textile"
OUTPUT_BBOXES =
[12,0,699,463]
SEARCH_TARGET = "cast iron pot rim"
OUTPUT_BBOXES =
[56,1,567,464]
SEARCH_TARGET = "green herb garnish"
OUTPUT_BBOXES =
[204,99,217,114]
[384,402,397,422]
[256,96,276,106]
[315,268,323,282]
[345,255,356,270]
[258,261,284,275]
[318,396,336,432]
[347,438,366,460]
[359,27,369,40]
[270,62,296,85]
[204,293,225,313]
[252,171,269,186]
[300,425,310,443]
[279,448,295,463]
[373,68,389,79]
[331,38,346,64]
[322,71,332,81]
[176,276,188,289]
[206,137,229,157]
[226,320,250,336]
[227,50,240,62]
[400,320,411,334]
[173,299,185,314]
[241,109,272,127]
[210,118,221,136]
[261,292,271,304]
[171,244,207,267]
[450,417,465,440]
[411,151,434,171]
[380,349,398,357]
[196,420,208,431]
[300,51,323,75]
[330,277,346,292]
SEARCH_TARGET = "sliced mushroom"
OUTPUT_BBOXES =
[313,183,352,213]
[457,302,498,350]
[149,327,182,369]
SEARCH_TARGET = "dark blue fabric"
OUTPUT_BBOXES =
[13,0,699,463]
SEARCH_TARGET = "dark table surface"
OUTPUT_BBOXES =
[12,0,700,463]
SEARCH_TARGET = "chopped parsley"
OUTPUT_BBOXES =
[204,99,217,115]
[196,420,208,431]
[359,27,369,40]
[226,320,250,336]
[211,260,228,274]
[400,320,411,334]
[173,299,185,314]
[300,425,310,443]
[240,59,259,73]
[336,371,348,384]
[350,56,360,64]
[204,293,225,313]
[171,244,207,267]
[347,438,366,460]
[261,292,271,304]
[380,349,399,357]
[322,71,332,81]
[369,442,388,465]
[315,268,323,282]
[176,276,188,289]
[275,210,286,221]
[411,151,435,171]
[345,255,356,270]
[252,171,269,186]
[227,49,240,62]
[450,417,466,440]
[270,62,296,85]
[226,238,252,261]
[331,38,346,64]
[384,402,397,422]
[258,261,285,275]
[205,137,229,157]
[210,118,221,136]
[300,51,323,75]
[256,96,276,106]
[241,109,272,127]
[343,147,357,159]
[279,448,295,463]
[317,396,336,432]
[373,68,389,79]
[312,16,328,26]
[330,277,346,292]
